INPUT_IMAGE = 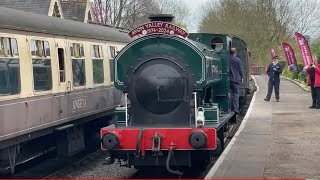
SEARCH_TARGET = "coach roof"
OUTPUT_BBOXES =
[0,6,132,43]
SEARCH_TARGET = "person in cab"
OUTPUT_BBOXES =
[264,56,283,102]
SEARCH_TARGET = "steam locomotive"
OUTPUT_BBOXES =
[100,14,252,175]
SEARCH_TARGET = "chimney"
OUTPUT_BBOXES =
[148,14,175,23]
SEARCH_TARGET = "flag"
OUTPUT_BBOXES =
[281,42,297,65]
[294,32,312,66]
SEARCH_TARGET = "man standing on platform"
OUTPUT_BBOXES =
[229,48,243,114]
[265,56,283,102]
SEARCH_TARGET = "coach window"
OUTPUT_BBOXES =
[0,37,20,95]
[70,43,86,87]
[30,40,52,91]
[109,46,116,83]
[91,45,104,84]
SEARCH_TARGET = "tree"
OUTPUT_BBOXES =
[151,0,190,29]
[310,37,320,57]
[199,0,320,66]
[91,0,158,28]
[90,0,189,29]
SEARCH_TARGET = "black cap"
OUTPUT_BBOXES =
[148,14,175,22]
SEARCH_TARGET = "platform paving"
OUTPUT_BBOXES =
[206,75,320,179]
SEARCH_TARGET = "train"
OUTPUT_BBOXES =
[0,6,132,174]
[100,14,253,175]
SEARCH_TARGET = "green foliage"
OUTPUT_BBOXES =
[278,60,287,69]
[282,67,290,77]
[297,64,304,72]
[298,72,307,83]
[282,65,307,86]
[290,71,299,80]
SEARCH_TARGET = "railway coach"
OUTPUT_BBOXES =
[100,14,252,175]
[0,6,131,174]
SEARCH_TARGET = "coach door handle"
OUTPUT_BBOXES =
[67,81,71,92]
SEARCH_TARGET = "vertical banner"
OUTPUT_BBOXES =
[294,32,312,66]
[281,42,297,65]
[270,48,276,59]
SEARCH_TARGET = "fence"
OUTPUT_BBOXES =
[250,64,266,75]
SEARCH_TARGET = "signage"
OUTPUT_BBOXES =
[128,22,188,38]
[72,97,87,111]
[294,32,312,66]
[281,42,297,65]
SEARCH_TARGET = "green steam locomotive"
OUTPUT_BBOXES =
[100,14,252,175]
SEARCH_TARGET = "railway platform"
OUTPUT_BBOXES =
[206,75,320,179]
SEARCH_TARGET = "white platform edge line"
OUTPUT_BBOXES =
[205,75,260,179]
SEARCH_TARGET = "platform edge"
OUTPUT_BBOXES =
[204,75,260,179]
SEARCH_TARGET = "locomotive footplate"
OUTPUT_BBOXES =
[101,128,217,170]
[100,128,217,152]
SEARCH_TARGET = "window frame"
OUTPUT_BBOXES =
[70,42,86,89]
[91,44,105,86]
[30,39,53,93]
[108,45,117,84]
[0,35,21,98]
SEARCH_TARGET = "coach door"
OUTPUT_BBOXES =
[55,38,71,119]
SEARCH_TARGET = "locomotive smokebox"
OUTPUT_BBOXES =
[148,14,175,22]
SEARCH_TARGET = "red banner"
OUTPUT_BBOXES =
[281,42,297,65]
[294,32,312,66]
[270,48,276,59]
[128,22,188,38]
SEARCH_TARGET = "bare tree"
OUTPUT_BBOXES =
[288,0,320,36]
[90,0,189,29]
[151,0,190,28]
[91,0,158,28]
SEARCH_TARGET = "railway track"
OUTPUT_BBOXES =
[43,150,102,179]
[0,146,101,179]
[1,106,249,179]
[1,86,255,179]
[2,108,249,179]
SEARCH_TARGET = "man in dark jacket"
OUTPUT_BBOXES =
[264,56,283,102]
[229,48,243,114]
